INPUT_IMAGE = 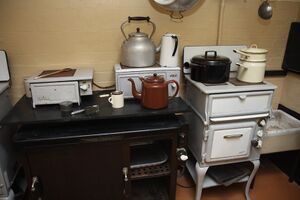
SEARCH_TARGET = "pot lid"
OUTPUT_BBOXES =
[144,73,164,83]
[191,51,231,65]
[240,44,268,54]
[129,28,148,38]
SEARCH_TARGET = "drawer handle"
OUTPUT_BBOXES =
[224,134,243,139]
[31,176,39,192]
[239,95,247,100]
[122,167,129,198]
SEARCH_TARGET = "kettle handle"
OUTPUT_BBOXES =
[166,80,179,100]
[120,16,156,40]
[171,35,178,57]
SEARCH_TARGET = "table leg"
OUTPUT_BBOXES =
[245,160,260,200]
[195,162,209,200]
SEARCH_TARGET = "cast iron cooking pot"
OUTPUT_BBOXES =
[187,51,231,83]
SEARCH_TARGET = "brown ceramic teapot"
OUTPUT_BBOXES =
[128,73,179,109]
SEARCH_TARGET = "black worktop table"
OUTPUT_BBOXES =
[1,91,190,125]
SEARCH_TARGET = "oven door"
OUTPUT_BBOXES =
[205,121,257,163]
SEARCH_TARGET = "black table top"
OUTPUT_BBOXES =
[14,115,188,145]
[1,91,190,126]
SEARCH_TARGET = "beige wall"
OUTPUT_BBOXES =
[0,0,299,105]
[280,73,300,113]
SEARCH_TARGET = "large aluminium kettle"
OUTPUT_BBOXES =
[120,16,157,68]
[128,74,179,109]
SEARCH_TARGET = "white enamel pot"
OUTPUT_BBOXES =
[233,44,268,62]
[236,61,266,83]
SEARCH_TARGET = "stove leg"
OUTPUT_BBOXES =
[245,160,260,200]
[195,162,209,200]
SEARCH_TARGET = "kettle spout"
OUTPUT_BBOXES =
[128,78,141,100]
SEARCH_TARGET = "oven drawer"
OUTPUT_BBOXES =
[31,81,81,108]
[205,122,256,163]
[208,91,273,118]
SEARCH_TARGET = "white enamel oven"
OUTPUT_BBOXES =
[186,111,264,167]
[184,78,276,166]
[182,45,276,200]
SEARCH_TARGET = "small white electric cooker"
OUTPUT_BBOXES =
[183,46,277,200]
[25,68,93,108]
[0,50,15,200]
[114,64,181,98]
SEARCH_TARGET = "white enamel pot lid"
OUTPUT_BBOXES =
[240,44,268,54]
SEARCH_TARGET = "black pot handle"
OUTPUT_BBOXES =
[205,51,217,58]
[184,62,190,69]
[128,16,150,22]
[171,35,178,57]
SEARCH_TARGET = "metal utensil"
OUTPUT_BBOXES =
[71,105,100,115]
[258,0,273,20]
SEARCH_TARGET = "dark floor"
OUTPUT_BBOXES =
[176,159,300,200]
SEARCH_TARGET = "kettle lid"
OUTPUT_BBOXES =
[144,73,164,83]
[129,28,148,38]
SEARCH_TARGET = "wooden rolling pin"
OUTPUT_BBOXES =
[34,68,72,79]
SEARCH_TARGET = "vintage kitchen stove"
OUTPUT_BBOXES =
[25,68,93,108]
[0,50,16,200]
[183,46,276,200]
[114,64,180,98]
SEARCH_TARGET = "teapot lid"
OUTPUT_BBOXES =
[129,28,148,38]
[144,73,164,83]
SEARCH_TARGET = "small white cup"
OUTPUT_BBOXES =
[108,91,124,108]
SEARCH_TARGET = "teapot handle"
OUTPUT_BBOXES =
[167,80,179,100]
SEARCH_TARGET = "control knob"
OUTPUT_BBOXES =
[251,139,263,149]
[258,119,266,127]
[176,148,188,162]
[257,130,264,138]
[80,82,89,91]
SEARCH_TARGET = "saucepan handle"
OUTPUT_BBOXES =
[167,80,179,100]
[233,49,250,57]
[236,63,248,70]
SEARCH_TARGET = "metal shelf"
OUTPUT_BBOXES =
[131,162,171,180]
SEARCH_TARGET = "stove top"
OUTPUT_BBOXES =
[119,63,162,69]
[25,68,93,83]
[183,45,277,93]
[185,75,276,94]
[115,64,180,72]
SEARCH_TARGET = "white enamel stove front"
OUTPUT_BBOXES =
[183,46,277,200]
[0,50,15,200]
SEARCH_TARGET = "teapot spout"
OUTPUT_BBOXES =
[128,78,141,100]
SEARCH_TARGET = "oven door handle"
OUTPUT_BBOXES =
[210,113,269,122]
[223,134,243,139]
